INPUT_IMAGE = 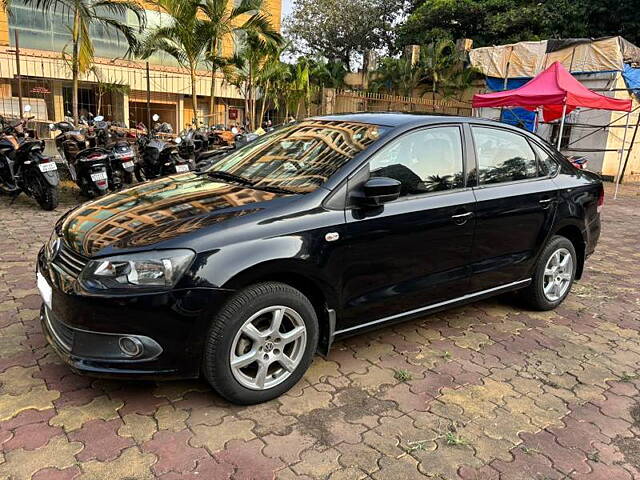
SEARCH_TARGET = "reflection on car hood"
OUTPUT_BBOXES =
[60,173,279,256]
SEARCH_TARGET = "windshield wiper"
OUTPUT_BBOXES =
[250,184,298,194]
[196,170,254,186]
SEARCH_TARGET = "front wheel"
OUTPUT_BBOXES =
[520,235,577,310]
[202,282,319,405]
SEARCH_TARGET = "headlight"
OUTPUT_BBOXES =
[79,249,194,291]
[45,231,60,261]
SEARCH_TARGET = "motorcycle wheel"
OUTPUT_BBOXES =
[134,164,147,182]
[34,175,59,211]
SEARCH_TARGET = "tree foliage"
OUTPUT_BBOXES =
[369,39,478,99]
[283,0,407,70]
[398,0,640,48]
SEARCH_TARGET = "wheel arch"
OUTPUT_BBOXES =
[222,260,339,355]
[553,223,586,279]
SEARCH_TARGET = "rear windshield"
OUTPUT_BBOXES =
[206,120,389,192]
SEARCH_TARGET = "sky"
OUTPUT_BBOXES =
[281,0,293,22]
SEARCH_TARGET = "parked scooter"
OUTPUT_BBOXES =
[135,114,193,181]
[0,105,60,210]
[93,117,136,189]
[178,126,230,165]
[50,119,110,197]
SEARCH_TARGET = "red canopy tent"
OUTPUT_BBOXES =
[472,61,632,123]
[473,62,634,199]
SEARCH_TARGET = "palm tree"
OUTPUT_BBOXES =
[139,0,209,126]
[369,57,421,97]
[91,67,130,116]
[198,0,282,124]
[255,47,288,126]
[309,58,347,89]
[224,32,281,130]
[32,0,144,123]
[419,39,459,102]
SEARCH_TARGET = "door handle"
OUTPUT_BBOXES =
[451,211,473,225]
[539,198,553,209]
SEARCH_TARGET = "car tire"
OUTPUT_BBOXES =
[202,282,318,405]
[521,235,577,311]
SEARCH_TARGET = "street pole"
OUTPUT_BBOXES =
[14,30,24,119]
[614,112,631,200]
[146,61,151,130]
[557,102,568,150]
[618,110,640,181]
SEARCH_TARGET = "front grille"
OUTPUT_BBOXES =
[44,307,74,351]
[53,244,88,279]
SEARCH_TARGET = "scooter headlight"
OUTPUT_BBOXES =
[79,249,194,291]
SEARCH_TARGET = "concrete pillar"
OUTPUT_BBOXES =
[52,80,64,122]
[178,96,185,131]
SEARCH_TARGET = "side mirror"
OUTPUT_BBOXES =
[355,177,401,207]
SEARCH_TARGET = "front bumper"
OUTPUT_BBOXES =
[38,248,233,379]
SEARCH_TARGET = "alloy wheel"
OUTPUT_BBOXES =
[229,305,307,391]
[542,247,573,301]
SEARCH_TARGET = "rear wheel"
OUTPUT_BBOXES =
[134,164,147,182]
[202,282,318,405]
[520,235,577,310]
[33,175,59,211]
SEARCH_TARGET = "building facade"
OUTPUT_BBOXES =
[0,0,282,131]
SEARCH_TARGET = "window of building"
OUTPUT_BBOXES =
[531,142,560,176]
[472,126,538,185]
[8,1,177,66]
[369,126,465,197]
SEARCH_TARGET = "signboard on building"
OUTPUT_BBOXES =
[228,108,238,120]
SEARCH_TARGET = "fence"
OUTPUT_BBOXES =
[322,89,473,117]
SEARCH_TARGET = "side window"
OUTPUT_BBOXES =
[531,142,560,176]
[369,126,464,197]
[472,127,538,185]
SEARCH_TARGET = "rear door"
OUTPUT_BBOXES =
[338,124,476,332]
[468,124,558,291]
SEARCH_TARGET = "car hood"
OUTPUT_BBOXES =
[59,173,284,256]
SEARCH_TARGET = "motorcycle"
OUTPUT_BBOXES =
[178,127,229,165]
[50,119,110,198]
[93,117,136,189]
[135,114,193,181]
[0,105,60,210]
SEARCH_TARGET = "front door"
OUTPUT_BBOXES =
[468,125,558,291]
[338,125,476,332]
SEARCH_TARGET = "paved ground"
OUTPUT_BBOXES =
[0,182,639,480]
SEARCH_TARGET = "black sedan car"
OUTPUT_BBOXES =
[37,113,603,404]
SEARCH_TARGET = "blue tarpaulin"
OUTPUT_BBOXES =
[622,64,640,98]
[485,77,537,132]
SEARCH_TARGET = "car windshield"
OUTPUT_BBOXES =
[204,120,388,192]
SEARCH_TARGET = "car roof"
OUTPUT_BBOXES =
[309,112,471,127]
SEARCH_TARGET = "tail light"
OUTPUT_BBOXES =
[597,184,604,213]
[87,153,107,161]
